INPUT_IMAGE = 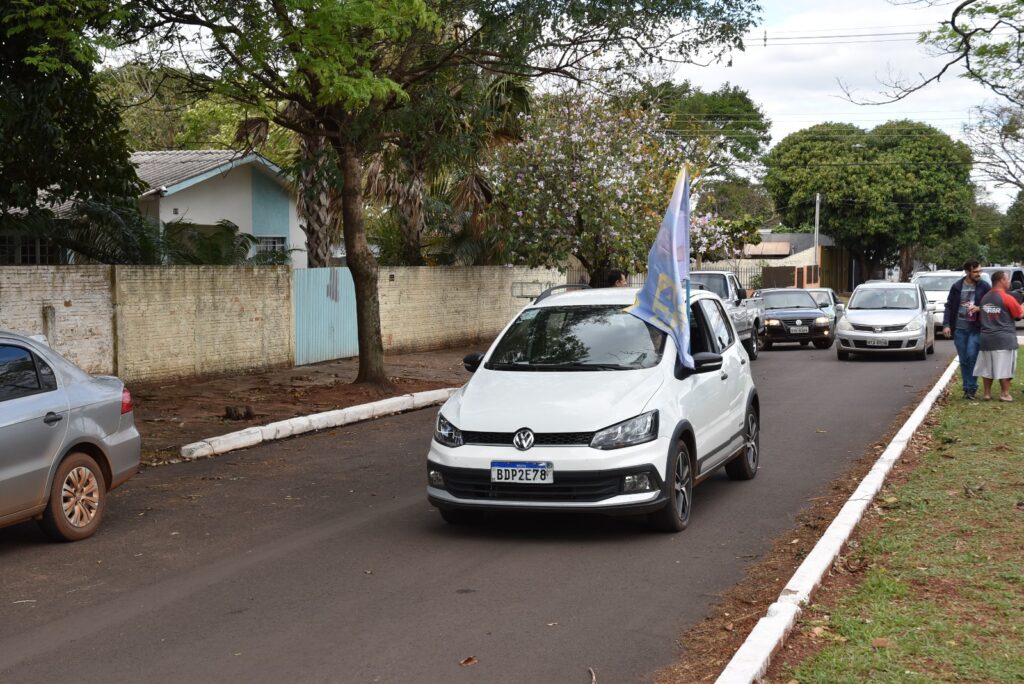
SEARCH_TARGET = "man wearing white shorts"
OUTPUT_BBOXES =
[975,270,1023,401]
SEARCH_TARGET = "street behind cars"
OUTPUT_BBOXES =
[0,331,140,541]
[836,282,935,361]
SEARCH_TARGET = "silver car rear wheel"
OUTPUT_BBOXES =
[40,452,106,542]
[62,466,101,528]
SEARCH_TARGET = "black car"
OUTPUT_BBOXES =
[760,288,834,349]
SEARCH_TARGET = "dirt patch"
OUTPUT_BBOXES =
[131,346,481,463]
[653,383,944,684]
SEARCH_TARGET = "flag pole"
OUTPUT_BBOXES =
[683,166,691,355]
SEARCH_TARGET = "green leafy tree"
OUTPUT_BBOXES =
[124,0,759,385]
[96,64,193,150]
[490,93,690,286]
[764,121,974,279]
[696,178,777,227]
[645,81,771,179]
[996,191,1024,262]
[1,0,141,224]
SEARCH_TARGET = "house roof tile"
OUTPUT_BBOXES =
[130,150,279,193]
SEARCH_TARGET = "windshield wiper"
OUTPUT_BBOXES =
[485,362,542,371]
[543,362,635,371]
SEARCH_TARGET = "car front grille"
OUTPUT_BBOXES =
[852,340,910,349]
[851,323,905,332]
[437,466,626,502]
[461,431,594,447]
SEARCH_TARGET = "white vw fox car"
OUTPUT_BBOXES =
[426,286,760,532]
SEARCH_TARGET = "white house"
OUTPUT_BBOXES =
[134,150,308,268]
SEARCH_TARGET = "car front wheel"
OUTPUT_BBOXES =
[837,348,850,361]
[648,442,693,533]
[39,452,106,542]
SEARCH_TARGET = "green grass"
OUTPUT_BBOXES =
[782,350,1024,683]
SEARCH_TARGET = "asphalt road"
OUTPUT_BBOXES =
[0,341,956,684]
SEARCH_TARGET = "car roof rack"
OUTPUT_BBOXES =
[534,284,592,303]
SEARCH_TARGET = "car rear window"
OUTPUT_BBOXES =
[690,274,729,299]
[913,275,960,290]
[487,305,666,370]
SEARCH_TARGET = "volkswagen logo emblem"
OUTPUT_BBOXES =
[795,319,802,326]
[874,326,882,333]
[513,428,535,451]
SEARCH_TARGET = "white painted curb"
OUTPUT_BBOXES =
[179,387,459,460]
[715,355,961,684]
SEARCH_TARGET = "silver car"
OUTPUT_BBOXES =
[835,282,935,361]
[910,270,963,332]
[0,331,140,541]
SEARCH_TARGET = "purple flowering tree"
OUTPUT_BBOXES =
[490,93,689,286]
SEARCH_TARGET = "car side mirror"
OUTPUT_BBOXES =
[675,351,724,378]
[737,288,747,302]
[463,352,484,373]
[836,303,846,314]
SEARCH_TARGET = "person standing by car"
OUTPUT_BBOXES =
[943,260,991,400]
[606,269,628,287]
[975,271,1023,401]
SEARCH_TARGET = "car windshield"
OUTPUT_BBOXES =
[848,288,919,310]
[690,273,729,299]
[763,290,819,310]
[913,275,960,291]
[808,291,832,307]
[487,305,666,371]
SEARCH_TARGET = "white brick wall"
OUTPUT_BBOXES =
[0,266,115,374]
[114,266,294,381]
[378,266,562,353]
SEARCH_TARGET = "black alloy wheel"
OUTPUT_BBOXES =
[648,442,693,533]
[726,407,759,481]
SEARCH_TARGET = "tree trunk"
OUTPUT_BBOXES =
[337,143,391,387]
[898,245,916,282]
[296,133,340,268]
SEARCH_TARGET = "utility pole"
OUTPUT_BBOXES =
[813,192,820,272]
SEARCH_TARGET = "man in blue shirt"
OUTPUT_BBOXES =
[943,260,991,400]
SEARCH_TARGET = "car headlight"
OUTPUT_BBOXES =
[814,316,829,325]
[904,319,922,332]
[837,318,853,331]
[766,319,782,327]
[590,410,659,450]
[434,413,463,448]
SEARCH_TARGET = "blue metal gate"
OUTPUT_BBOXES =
[293,268,359,365]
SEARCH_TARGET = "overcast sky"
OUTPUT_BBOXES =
[675,0,1014,209]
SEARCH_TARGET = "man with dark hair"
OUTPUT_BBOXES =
[606,269,628,287]
[976,270,1023,401]
[943,260,991,400]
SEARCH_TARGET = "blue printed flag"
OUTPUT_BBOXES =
[627,167,693,369]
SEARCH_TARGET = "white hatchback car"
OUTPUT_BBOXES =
[426,286,760,532]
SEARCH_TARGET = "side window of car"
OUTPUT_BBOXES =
[0,344,42,402]
[698,300,734,353]
[34,353,58,391]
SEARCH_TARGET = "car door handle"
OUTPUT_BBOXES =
[43,412,63,425]
[719,372,729,380]
[740,358,747,366]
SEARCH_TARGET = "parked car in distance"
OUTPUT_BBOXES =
[979,266,1024,296]
[835,282,935,361]
[806,287,845,327]
[427,286,760,533]
[911,270,965,332]
[0,331,141,541]
[760,288,834,349]
[690,270,765,360]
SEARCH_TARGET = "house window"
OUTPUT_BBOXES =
[0,233,64,265]
[256,236,287,255]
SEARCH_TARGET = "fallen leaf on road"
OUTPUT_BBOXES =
[883,497,898,504]
[788,679,800,684]
[11,600,36,604]
[170,531,180,536]
[546,622,558,627]
[811,627,825,637]
[871,638,892,648]
[363,570,373,575]
[459,657,478,667]
[816,429,827,433]
[588,667,597,683]
[789,538,800,544]
[724,623,734,632]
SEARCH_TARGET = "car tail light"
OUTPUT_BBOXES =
[121,388,133,415]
